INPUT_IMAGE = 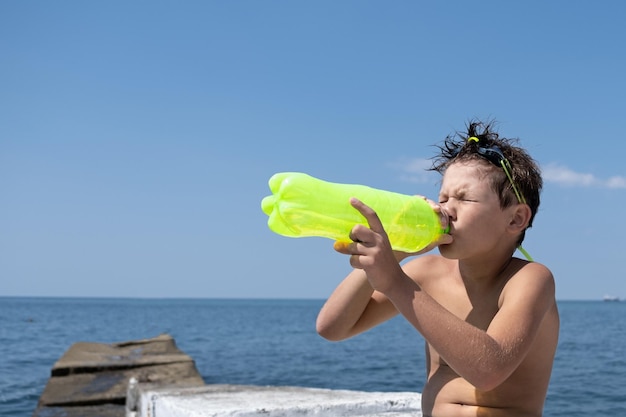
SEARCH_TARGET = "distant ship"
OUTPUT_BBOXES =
[603,295,621,302]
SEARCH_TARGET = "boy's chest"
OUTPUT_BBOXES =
[423,277,503,331]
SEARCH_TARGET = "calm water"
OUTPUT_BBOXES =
[0,298,624,416]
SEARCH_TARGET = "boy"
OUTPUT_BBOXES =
[316,121,559,417]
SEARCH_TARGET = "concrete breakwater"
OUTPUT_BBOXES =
[33,334,422,417]
[33,334,205,417]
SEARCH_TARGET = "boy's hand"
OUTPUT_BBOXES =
[332,198,407,293]
[333,196,452,260]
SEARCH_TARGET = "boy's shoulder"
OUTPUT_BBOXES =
[403,255,555,305]
[500,259,556,305]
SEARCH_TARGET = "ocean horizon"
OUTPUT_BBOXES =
[1,297,625,416]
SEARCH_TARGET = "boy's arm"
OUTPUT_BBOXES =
[347,198,555,391]
[316,196,452,342]
[316,210,447,341]
[392,260,555,391]
[316,268,398,341]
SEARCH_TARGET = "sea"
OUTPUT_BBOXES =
[0,298,624,417]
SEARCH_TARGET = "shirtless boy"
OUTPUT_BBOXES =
[316,121,559,417]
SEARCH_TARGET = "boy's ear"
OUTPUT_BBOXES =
[508,204,532,234]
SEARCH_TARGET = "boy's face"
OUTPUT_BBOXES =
[437,160,513,260]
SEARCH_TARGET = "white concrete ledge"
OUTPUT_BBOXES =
[132,384,422,417]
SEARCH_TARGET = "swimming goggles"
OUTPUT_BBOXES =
[459,137,533,261]
[468,137,526,205]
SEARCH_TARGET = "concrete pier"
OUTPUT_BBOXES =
[130,384,422,417]
[34,334,423,417]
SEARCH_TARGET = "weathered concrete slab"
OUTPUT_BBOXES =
[51,333,190,376]
[34,334,204,417]
[39,362,204,406]
[133,384,422,417]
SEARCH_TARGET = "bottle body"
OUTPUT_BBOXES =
[261,172,446,252]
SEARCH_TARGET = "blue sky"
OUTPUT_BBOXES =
[2,1,625,300]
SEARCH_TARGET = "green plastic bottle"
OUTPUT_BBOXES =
[261,172,448,252]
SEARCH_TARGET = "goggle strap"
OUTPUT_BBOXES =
[501,159,533,261]
[517,245,534,262]
[499,159,526,204]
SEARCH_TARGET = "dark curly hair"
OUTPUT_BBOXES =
[430,120,542,244]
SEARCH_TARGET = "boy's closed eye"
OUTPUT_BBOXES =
[458,196,478,202]
[440,193,478,203]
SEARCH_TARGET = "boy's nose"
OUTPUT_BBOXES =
[440,202,455,221]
